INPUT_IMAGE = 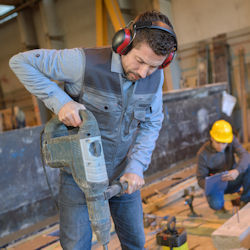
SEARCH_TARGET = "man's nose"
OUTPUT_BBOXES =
[137,64,149,79]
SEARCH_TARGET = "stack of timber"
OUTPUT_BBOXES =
[212,203,250,250]
[142,166,199,214]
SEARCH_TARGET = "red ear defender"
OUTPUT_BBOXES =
[112,28,133,55]
[158,51,175,69]
[112,20,178,67]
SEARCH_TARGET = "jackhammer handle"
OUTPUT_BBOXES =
[43,109,98,136]
[43,115,67,134]
[79,109,99,129]
[104,181,128,200]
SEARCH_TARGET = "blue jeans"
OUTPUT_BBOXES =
[58,171,145,250]
[206,165,250,210]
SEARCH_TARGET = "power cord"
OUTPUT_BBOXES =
[40,128,59,210]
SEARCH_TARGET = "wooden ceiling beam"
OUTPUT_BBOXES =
[0,0,22,6]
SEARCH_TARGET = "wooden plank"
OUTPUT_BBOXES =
[143,177,199,214]
[197,42,208,86]
[141,164,196,199]
[185,75,197,89]
[0,112,3,132]
[0,107,14,131]
[248,109,250,141]
[163,66,173,93]
[1,215,59,248]
[8,168,236,250]
[152,0,160,11]
[0,80,6,109]
[212,34,228,83]
[7,225,59,250]
[238,48,249,143]
[31,96,42,125]
[212,202,250,250]
[233,65,241,104]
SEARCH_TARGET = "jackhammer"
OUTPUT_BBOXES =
[42,110,127,250]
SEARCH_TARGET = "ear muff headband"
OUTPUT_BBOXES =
[133,21,177,51]
[112,20,177,68]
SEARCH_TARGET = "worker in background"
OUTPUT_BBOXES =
[9,10,177,250]
[13,106,26,129]
[197,120,250,212]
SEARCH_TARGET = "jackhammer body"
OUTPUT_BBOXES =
[42,110,126,248]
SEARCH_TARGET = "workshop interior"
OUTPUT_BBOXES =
[0,0,250,250]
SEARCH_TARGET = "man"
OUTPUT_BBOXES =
[13,106,26,128]
[197,119,250,211]
[9,10,177,250]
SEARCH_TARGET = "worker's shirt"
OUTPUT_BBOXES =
[9,48,164,179]
[196,136,250,189]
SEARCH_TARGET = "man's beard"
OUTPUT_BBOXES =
[124,71,140,81]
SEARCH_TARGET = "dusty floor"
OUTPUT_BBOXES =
[6,175,238,250]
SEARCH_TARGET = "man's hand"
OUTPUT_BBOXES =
[120,173,145,194]
[58,100,86,127]
[221,169,239,181]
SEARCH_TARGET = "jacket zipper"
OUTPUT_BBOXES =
[110,76,129,169]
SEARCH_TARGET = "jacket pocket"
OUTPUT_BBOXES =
[125,108,147,135]
[82,91,119,113]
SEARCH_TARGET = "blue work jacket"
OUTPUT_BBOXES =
[9,47,164,181]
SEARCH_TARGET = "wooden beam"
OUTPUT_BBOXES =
[0,108,15,131]
[39,0,64,49]
[142,177,199,214]
[31,96,41,125]
[102,3,108,45]
[0,0,21,5]
[95,0,108,46]
[0,80,6,109]
[197,42,208,86]
[0,113,3,132]
[238,48,249,144]
[0,0,39,21]
[151,0,174,92]
[163,67,173,93]
[152,0,160,11]
[212,34,228,83]
[142,164,196,199]
[104,0,125,32]
[212,202,250,250]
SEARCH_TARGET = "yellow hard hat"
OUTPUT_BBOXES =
[210,120,233,143]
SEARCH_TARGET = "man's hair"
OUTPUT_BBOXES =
[132,10,177,56]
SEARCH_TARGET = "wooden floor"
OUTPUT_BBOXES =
[5,164,243,250]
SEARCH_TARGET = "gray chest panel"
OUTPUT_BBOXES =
[78,47,162,179]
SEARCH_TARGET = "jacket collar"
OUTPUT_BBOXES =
[111,52,123,74]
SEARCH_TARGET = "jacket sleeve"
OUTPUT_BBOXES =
[233,137,250,173]
[9,48,85,114]
[124,71,164,178]
[196,150,209,189]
